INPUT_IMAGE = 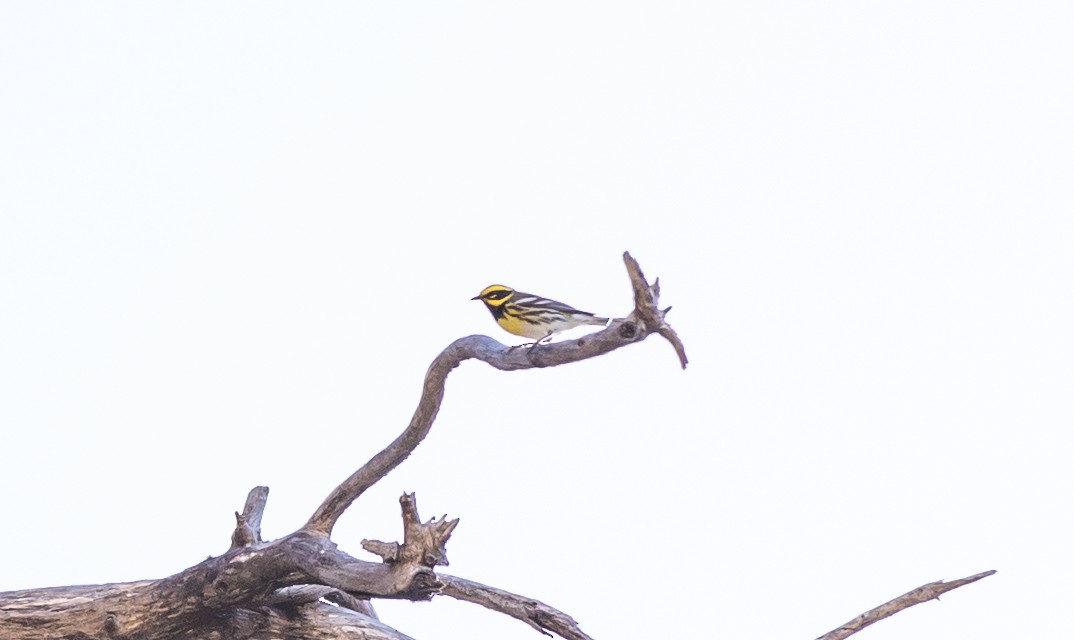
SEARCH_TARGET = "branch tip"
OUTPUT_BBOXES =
[817,569,996,640]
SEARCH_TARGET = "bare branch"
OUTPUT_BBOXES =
[305,252,685,536]
[0,253,687,638]
[267,585,378,618]
[362,540,401,563]
[267,584,338,606]
[622,251,687,369]
[323,591,379,618]
[439,574,593,640]
[816,570,997,640]
[230,486,269,550]
[362,493,459,568]
[282,533,442,602]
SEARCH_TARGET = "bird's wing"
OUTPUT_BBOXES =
[510,292,595,316]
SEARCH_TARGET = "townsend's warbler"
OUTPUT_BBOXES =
[472,284,609,343]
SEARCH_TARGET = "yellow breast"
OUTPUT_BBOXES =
[496,314,552,339]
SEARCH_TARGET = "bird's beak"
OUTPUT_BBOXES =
[470,295,482,300]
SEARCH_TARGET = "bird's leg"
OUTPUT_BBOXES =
[508,331,554,351]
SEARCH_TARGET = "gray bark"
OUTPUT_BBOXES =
[0,252,683,640]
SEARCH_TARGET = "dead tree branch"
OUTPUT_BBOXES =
[362,493,459,568]
[230,485,269,550]
[0,248,996,640]
[0,252,686,640]
[305,251,686,536]
[274,604,416,640]
[816,570,997,640]
[268,585,379,619]
[439,574,593,640]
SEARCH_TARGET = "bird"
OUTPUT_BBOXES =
[471,284,609,344]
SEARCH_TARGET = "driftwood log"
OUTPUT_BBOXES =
[0,252,991,639]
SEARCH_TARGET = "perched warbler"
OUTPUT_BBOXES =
[472,284,610,343]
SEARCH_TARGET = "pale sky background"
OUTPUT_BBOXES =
[1,3,1072,639]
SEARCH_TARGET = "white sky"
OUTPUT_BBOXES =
[1,3,1071,639]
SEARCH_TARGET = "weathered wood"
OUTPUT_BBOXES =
[440,574,594,640]
[0,250,995,638]
[267,585,379,618]
[230,485,269,550]
[0,530,434,639]
[362,493,458,568]
[0,581,408,640]
[0,252,684,640]
[816,570,997,640]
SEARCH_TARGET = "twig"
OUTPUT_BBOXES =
[439,574,593,640]
[816,570,996,640]
[304,252,686,535]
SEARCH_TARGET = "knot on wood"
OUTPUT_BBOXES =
[104,612,119,635]
[404,569,444,601]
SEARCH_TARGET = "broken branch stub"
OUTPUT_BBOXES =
[362,493,459,569]
[230,485,269,550]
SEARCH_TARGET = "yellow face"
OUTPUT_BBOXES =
[472,284,544,339]
[471,283,601,340]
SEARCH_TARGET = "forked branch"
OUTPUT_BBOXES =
[0,244,996,640]
[0,253,683,640]
[361,493,459,569]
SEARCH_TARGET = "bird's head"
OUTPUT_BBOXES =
[471,284,515,308]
